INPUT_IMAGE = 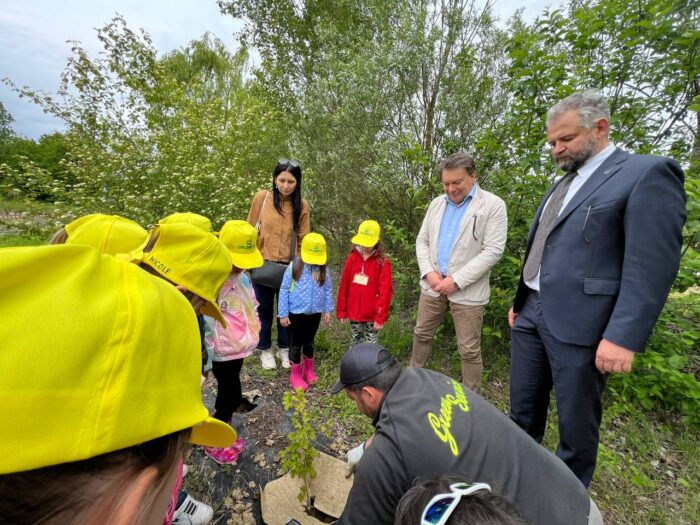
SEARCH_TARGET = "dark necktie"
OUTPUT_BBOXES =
[522,171,578,281]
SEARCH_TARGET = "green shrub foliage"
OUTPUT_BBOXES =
[4,0,698,424]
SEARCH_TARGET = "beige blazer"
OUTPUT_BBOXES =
[416,185,507,305]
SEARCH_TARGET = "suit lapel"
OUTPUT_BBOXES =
[552,148,628,229]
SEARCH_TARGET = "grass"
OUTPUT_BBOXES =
[0,234,45,247]
[3,208,698,524]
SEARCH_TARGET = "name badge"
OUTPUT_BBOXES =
[353,273,369,286]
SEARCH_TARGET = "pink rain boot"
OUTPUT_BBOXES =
[303,356,318,385]
[289,363,308,392]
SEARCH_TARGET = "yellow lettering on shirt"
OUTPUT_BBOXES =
[427,380,470,456]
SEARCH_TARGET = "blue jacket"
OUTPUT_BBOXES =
[278,262,334,317]
[513,148,687,352]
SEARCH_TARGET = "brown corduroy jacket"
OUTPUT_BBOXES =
[246,190,310,262]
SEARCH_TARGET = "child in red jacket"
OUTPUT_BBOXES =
[337,220,393,344]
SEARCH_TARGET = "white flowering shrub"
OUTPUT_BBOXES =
[9,17,288,228]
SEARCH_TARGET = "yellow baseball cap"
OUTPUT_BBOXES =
[132,223,231,327]
[301,232,327,265]
[65,214,148,256]
[160,212,213,232]
[0,244,236,475]
[218,220,264,270]
[351,220,380,248]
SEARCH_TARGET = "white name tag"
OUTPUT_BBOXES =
[353,273,369,286]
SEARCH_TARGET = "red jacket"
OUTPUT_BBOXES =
[336,248,393,324]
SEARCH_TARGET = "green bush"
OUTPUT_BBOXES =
[609,292,700,428]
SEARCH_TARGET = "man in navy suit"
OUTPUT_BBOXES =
[508,91,687,487]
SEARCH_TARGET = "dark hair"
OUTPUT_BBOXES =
[346,349,401,393]
[291,256,327,287]
[272,161,304,231]
[0,429,191,525]
[394,476,530,525]
[440,152,476,176]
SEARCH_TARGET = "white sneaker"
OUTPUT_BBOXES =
[172,492,213,525]
[260,349,277,370]
[277,347,291,369]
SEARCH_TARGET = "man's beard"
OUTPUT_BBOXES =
[554,134,599,172]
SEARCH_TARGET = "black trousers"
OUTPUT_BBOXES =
[212,359,244,424]
[288,313,322,364]
[253,282,289,350]
[509,291,607,487]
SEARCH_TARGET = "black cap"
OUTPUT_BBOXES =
[330,343,397,394]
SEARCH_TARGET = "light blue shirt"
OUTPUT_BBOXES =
[437,184,477,275]
[278,262,334,317]
[526,144,617,291]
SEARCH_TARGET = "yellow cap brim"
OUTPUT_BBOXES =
[351,233,379,247]
[190,416,237,448]
[201,301,227,328]
[302,253,327,265]
[230,249,264,270]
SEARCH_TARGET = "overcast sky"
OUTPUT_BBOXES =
[0,0,558,139]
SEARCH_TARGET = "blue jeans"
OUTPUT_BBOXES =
[253,281,289,350]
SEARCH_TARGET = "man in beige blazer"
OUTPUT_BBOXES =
[411,152,507,392]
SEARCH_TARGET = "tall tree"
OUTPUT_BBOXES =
[5,17,288,225]
[0,102,14,142]
[219,0,510,279]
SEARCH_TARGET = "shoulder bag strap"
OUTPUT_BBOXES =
[255,191,271,233]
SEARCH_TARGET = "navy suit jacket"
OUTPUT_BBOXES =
[513,148,687,352]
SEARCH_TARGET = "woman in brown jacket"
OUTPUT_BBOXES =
[247,159,310,369]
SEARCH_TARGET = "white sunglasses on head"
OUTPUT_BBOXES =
[420,482,492,525]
